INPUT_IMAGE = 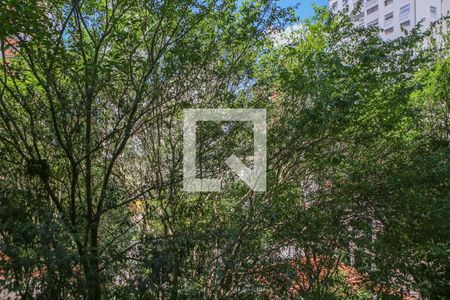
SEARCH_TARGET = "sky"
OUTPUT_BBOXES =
[277,0,329,20]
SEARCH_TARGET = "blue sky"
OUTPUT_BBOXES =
[277,0,329,20]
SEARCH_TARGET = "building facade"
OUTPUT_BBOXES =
[329,0,450,39]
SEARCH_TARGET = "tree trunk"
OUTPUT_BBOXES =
[83,224,101,300]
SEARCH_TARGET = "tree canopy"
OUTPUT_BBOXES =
[0,1,449,299]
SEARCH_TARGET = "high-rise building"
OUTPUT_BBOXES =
[329,0,450,40]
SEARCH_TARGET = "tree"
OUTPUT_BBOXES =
[0,0,288,298]
[254,7,449,298]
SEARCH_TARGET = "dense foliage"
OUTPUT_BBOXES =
[0,1,448,299]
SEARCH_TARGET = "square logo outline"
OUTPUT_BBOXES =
[183,108,267,192]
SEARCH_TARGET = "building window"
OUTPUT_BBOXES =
[367,5,378,15]
[353,12,365,21]
[342,0,349,10]
[385,0,393,6]
[385,26,394,34]
[366,0,377,6]
[367,19,379,27]
[430,6,437,17]
[400,20,411,28]
[400,4,410,19]
[384,12,394,25]
[331,1,338,12]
